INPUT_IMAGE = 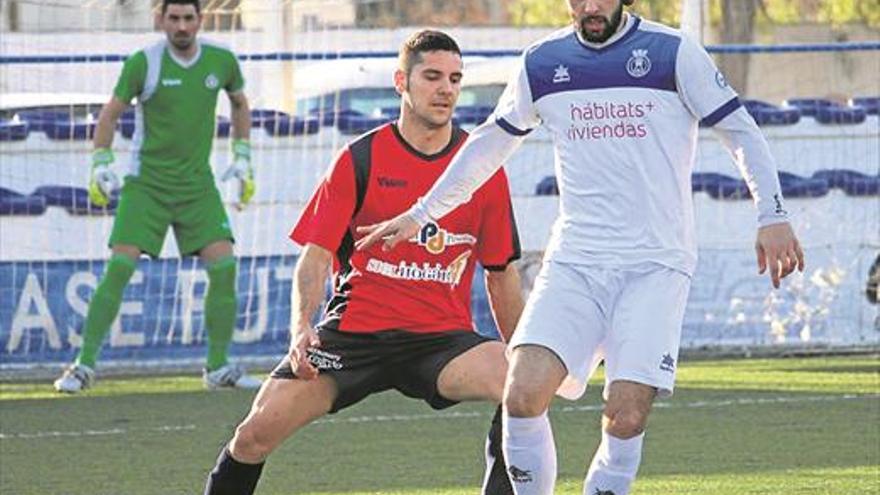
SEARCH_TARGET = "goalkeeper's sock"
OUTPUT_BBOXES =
[583,430,644,495]
[502,411,556,495]
[483,405,514,495]
[75,254,136,368]
[204,256,237,371]
[204,447,264,495]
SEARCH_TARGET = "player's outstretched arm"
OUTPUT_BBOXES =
[288,243,332,379]
[755,222,804,289]
[355,213,420,252]
[710,109,805,288]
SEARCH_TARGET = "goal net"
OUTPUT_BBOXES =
[1,0,877,371]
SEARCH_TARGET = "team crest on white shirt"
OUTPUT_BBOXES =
[204,73,219,89]
[553,64,571,84]
[626,49,652,78]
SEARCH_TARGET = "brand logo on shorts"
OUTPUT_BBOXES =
[594,489,616,495]
[205,73,219,90]
[659,353,676,373]
[508,465,533,483]
[307,348,343,370]
[626,49,652,78]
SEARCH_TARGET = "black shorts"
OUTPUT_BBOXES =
[271,327,493,414]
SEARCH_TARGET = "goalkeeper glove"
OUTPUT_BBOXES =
[88,148,120,207]
[221,139,255,209]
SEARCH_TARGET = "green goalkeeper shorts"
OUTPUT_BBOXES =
[109,179,234,257]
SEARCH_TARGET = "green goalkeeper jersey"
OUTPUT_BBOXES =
[113,40,244,198]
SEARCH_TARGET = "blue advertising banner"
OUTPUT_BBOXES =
[1,248,874,369]
[0,255,501,367]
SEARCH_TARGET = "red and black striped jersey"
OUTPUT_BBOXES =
[290,123,520,334]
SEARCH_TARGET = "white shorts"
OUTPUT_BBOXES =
[509,261,691,400]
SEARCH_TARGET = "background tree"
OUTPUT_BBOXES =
[508,0,679,26]
[505,0,880,27]
[504,0,879,95]
[355,0,504,27]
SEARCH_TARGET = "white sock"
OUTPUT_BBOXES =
[583,431,645,495]
[502,412,557,495]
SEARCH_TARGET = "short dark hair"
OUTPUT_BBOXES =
[162,0,200,15]
[398,30,462,75]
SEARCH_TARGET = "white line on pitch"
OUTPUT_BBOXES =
[0,424,195,440]
[323,394,879,424]
[1,394,876,440]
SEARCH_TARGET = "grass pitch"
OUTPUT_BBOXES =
[1,356,878,494]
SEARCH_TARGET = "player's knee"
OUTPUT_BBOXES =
[229,420,276,462]
[503,385,549,418]
[604,408,648,439]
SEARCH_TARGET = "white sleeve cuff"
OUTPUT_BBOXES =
[407,200,434,227]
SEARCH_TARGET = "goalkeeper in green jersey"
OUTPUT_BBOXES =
[54,0,261,393]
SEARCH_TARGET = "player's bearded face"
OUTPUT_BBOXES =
[161,4,201,51]
[403,51,463,129]
[570,0,625,43]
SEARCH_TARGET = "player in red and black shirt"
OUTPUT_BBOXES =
[205,30,523,495]
[292,122,518,334]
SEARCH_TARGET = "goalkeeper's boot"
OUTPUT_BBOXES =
[53,364,95,393]
[203,363,262,390]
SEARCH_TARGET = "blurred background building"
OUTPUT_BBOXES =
[2,0,878,97]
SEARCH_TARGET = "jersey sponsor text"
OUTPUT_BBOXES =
[366,251,471,286]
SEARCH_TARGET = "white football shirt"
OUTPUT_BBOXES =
[495,16,754,274]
